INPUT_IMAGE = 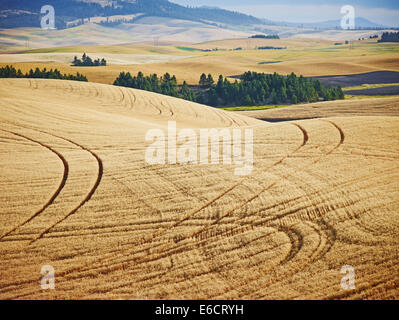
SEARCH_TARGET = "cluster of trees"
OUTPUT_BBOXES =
[197,72,344,106]
[250,34,280,39]
[258,46,286,50]
[113,70,344,107]
[72,53,107,67]
[113,72,195,101]
[0,65,88,82]
[98,14,147,27]
[99,19,132,27]
[378,32,399,42]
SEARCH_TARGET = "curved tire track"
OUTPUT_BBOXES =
[53,120,334,290]
[6,121,308,290]
[1,123,104,245]
[29,130,103,244]
[38,121,310,286]
[0,129,69,241]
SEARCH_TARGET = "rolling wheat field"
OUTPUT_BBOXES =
[0,78,398,299]
[2,38,398,86]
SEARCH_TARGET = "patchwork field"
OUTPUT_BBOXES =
[0,79,398,299]
[0,52,194,65]
[237,96,399,121]
[1,37,398,85]
[0,19,253,52]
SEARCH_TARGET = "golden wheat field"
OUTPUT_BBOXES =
[2,38,398,85]
[0,78,398,299]
[237,97,399,121]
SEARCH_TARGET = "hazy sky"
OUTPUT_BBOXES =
[170,0,399,26]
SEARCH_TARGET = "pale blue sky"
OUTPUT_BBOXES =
[170,0,399,26]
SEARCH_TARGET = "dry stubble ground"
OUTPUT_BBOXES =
[0,79,398,299]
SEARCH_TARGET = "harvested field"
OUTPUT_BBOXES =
[2,37,398,86]
[311,71,399,88]
[345,86,399,96]
[0,79,398,299]
[0,53,194,65]
[237,97,399,121]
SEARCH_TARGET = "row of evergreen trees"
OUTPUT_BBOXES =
[0,65,88,82]
[378,32,399,43]
[250,34,280,39]
[113,71,196,101]
[114,71,344,107]
[203,72,344,106]
[72,53,107,67]
[0,65,343,107]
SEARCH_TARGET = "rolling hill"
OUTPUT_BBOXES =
[0,78,398,299]
[278,17,388,29]
[0,0,261,29]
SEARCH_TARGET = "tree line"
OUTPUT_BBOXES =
[72,53,107,67]
[0,65,88,82]
[113,71,196,102]
[250,34,280,39]
[113,71,344,107]
[258,46,286,50]
[378,32,399,42]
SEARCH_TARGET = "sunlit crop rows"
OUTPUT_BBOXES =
[0,79,398,299]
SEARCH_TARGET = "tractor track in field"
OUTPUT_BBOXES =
[109,119,343,298]
[207,120,345,298]
[112,121,308,252]
[161,101,174,117]
[0,129,69,241]
[2,78,398,299]
[22,120,311,291]
[10,119,340,290]
[149,98,163,115]
[0,119,310,294]
[28,129,103,244]
[0,123,103,245]
[0,84,371,298]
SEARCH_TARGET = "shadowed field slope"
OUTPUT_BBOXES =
[237,97,399,121]
[0,79,398,299]
[310,71,399,88]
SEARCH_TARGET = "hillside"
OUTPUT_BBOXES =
[0,20,253,50]
[236,96,399,121]
[0,0,261,29]
[0,78,398,299]
[278,17,387,29]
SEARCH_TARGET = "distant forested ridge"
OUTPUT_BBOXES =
[113,71,344,107]
[0,0,107,29]
[0,0,261,29]
[0,65,88,82]
[378,32,399,42]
